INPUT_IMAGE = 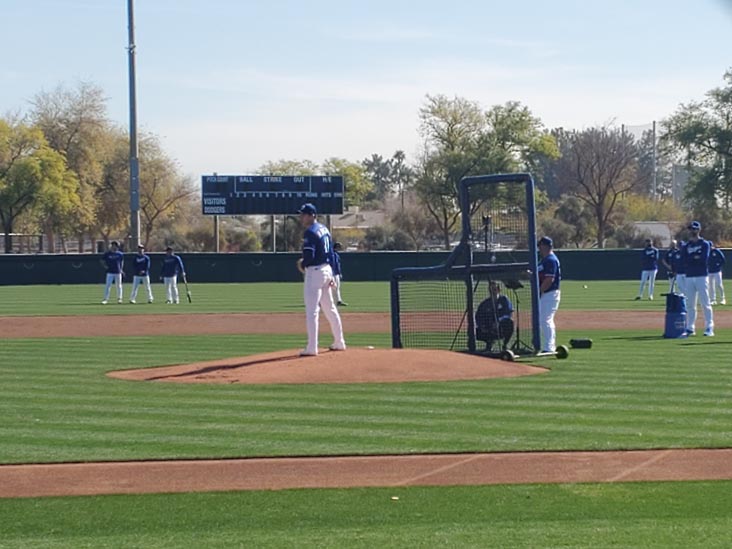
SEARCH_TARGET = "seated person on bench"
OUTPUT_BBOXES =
[475,282,514,351]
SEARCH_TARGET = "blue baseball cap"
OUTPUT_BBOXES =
[538,236,553,248]
[688,221,701,230]
[298,203,317,215]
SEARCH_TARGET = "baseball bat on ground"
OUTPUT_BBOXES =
[182,273,192,303]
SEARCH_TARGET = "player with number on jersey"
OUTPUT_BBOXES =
[296,203,346,357]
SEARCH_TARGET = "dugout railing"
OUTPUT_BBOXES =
[390,173,542,358]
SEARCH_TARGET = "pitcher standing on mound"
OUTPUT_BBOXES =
[296,203,346,356]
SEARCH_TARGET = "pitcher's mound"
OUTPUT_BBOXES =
[108,348,548,385]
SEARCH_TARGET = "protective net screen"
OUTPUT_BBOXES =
[392,174,538,355]
[468,181,531,253]
[393,265,536,354]
[396,274,470,351]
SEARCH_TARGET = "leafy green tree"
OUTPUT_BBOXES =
[362,153,392,201]
[257,159,319,176]
[554,126,643,248]
[663,68,732,238]
[551,195,595,247]
[414,95,557,249]
[30,82,111,249]
[387,194,440,250]
[94,129,132,245]
[322,157,373,208]
[0,118,77,253]
[137,134,197,247]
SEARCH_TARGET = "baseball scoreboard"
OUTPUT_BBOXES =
[201,175,345,215]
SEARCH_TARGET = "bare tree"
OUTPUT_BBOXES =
[555,127,643,248]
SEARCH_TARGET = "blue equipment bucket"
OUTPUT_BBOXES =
[663,293,687,338]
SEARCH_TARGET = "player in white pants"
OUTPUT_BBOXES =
[708,243,726,305]
[129,244,154,304]
[160,246,186,304]
[636,239,659,300]
[297,203,346,356]
[685,275,714,336]
[683,221,714,336]
[101,241,124,304]
[537,236,561,353]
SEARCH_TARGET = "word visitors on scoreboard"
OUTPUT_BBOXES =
[201,175,344,215]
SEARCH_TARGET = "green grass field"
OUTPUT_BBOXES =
[1,281,730,547]
[0,279,686,315]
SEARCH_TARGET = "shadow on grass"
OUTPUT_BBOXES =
[607,335,665,341]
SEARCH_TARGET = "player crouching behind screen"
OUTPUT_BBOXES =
[296,203,346,356]
[475,282,514,352]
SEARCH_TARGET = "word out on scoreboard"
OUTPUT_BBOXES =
[201,175,345,215]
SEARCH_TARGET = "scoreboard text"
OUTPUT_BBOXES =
[201,175,345,215]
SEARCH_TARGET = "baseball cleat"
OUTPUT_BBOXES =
[685,330,696,337]
[711,301,717,305]
[704,329,715,337]
[129,299,136,304]
[337,301,348,306]
[329,345,347,351]
[165,300,172,304]
[722,300,727,305]
[148,300,154,303]
[101,300,108,305]
[648,295,653,300]
[117,298,123,304]
[299,350,317,357]
[634,296,641,300]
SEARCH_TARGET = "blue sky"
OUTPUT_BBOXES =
[2,0,731,177]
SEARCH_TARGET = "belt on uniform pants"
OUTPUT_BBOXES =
[306,264,328,270]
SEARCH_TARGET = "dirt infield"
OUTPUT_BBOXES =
[5,309,732,339]
[4,309,732,499]
[108,348,548,384]
[3,449,732,498]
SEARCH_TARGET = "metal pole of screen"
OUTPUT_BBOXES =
[127,0,141,248]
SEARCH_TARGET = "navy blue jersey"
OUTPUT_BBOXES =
[332,250,342,277]
[301,222,333,268]
[102,250,124,274]
[132,253,151,276]
[709,248,726,274]
[670,244,685,274]
[641,246,659,270]
[538,252,561,292]
[161,254,185,278]
[476,294,513,323]
[683,238,710,278]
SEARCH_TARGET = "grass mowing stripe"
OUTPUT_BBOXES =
[2,482,732,548]
[1,329,732,463]
[0,280,705,316]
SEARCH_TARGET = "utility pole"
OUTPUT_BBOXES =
[127,0,141,248]
[652,120,658,200]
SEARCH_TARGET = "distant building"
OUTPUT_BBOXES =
[331,207,386,231]
[633,222,681,247]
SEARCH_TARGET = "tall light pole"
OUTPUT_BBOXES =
[127,0,141,249]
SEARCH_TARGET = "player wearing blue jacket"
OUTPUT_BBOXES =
[160,246,185,304]
[708,242,726,305]
[129,244,154,304]
[296,203,346,356]
[683,221,714,336]
[537,236,561,353]
[635,238,659,300]
[101,241,124,304]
